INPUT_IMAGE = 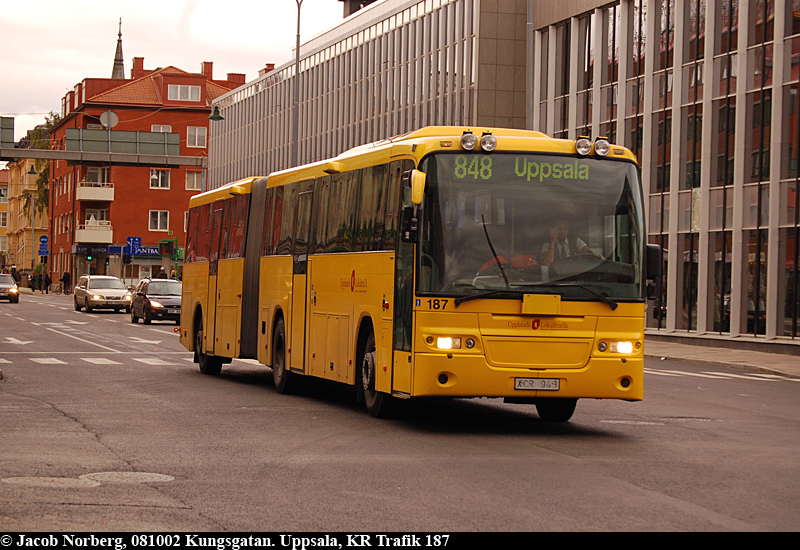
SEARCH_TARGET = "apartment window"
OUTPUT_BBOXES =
[187,127,207,148]
[0,235,6,253]
[86,167,110,183]
[0,212,7,227]
[150,169,170,189]
[149,210,169,231]
[168,85,201,102]
[0,185,7,203]
[151,125,172,132]
[186,171,202,190]
[184,211,189,232]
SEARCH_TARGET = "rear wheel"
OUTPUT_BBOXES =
[85,299,92,313]
[74,297,81,311]
[195,321,222,375]
[272,317,295,393]
[535,398,577,422]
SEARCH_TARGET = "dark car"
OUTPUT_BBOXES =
[130,278,182,325]
[0,273,20,303]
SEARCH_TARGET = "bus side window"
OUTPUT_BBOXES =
[276,184,297,255]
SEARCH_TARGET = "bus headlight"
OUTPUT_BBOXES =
[610,341,634,354]
[437,337,462,350]
[461,132,478,150]
[576,136,592,156]
[480,133,497,152]
[594,137,611,157]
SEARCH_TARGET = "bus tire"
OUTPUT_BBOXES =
[360,330,391,418]
[272,317,295,394]
[195,323,222,375]
[535,398,577,422]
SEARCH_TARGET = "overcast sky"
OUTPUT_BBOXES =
[0,0,347,152]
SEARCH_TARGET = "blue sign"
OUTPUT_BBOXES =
[39,235,48,244]
[38,246,48,256]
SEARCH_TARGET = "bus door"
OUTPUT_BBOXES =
[289,181,314,373]
[206,202,224,355]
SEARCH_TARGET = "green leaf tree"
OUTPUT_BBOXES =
[21,112,61,224]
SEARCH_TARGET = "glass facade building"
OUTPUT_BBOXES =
[209,0,800,345]
[530,0,800,342]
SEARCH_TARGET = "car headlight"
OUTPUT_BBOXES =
[92,295,103,300]
[9,288,18,293]
[124,295,132,301]
[150,301,164,308]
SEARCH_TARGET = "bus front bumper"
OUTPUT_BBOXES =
[410,353,643,401]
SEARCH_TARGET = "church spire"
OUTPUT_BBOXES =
[111,18,125,79]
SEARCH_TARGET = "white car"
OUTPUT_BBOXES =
[74,275,132,313]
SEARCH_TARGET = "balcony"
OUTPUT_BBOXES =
[75,220,113,244]
[76,181,114,202]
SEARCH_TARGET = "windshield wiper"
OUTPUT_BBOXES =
[480,214,509,288]
[454,289,525,306]
[513,282,618,310]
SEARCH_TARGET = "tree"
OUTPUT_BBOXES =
[20,112,61,224]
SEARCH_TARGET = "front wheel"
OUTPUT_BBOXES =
[272,317,295,394]
[535,398,577,422]
[74,298,81,311]
[130,307,139,323]
[54,286,62,295]
[360,331,392,418]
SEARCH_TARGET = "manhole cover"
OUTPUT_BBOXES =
[79,472,174,483]
[1,476,101,488]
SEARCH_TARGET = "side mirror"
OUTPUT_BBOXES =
[401,205,419,243]
[646,244,662,282]
[410,169,426,205]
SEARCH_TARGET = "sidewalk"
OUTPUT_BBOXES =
[644,339,800,377]
[13,286,799,378]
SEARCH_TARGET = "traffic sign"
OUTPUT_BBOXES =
[39,235,48,244]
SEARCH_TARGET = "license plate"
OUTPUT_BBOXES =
[514,378,560,391]
[167,309,180,314]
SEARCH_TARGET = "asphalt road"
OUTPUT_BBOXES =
[1,292,799,532]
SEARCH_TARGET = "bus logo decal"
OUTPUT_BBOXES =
[532,319,541,330]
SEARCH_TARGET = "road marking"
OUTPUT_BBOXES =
[0,359,10,364]
[5,337,33,345]
[30,358,67,364]
[644,368,682,377]
[129,336,162,345]
[82,357,122,365]
[42,326,120,352]
[649,369,730,379]
[132,358,175,365]
[64,320,88,325]
[700,371,780,382]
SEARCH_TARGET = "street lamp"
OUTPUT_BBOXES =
[292,0,304,168]
[26,164,37,273]
[209,106,224,121]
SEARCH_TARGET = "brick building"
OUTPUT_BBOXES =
[48,40,245,286]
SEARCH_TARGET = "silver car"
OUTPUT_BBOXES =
[74,275,132,313]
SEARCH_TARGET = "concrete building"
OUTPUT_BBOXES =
[4,158,48,278]
[209,0,799,347]
[48,27,246,286]
[0,168,8,270]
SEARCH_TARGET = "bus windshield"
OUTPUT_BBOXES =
[418,152,645,301]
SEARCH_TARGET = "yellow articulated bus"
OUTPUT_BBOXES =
[179,126,661,421]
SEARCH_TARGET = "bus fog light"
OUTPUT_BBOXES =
[437,337,461,350]
[597,342,608,352]
[461,132,478,150]
[464,338,475,349]
[610,341,634,354]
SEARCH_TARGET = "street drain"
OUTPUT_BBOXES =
[79,472,175,483]
[1,476,101,488]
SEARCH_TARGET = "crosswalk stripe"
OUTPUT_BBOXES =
[700,371,780,382]
[82,358,122,365]
[30,358,67,365]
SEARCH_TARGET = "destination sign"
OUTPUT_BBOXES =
[439,154,593,184]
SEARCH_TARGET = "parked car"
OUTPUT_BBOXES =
[73,275,132,313]
[0,273,20,303]
[130,278,182,325]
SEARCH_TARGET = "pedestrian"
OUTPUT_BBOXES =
[62,271,71,294]
[170,269,176,279]
[44,272,51,294]
[11,265,21,285]
[156,267,168,279]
